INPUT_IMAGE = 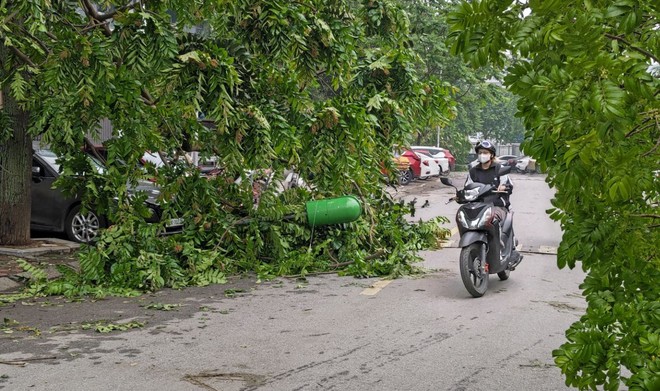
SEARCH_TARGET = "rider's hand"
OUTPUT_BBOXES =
[497,184,507,192]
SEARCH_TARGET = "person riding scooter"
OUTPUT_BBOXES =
[466,140,521,265]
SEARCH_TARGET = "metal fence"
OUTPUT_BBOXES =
[496,143,522,156]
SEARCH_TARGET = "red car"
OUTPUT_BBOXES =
[401,150,434,179]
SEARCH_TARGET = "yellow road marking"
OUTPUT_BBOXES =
[360,280,393,296]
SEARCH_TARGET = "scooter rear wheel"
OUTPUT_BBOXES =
[459,243,489,297]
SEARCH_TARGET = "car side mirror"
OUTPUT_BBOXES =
[32,166,43,183]
[440,177,453,186]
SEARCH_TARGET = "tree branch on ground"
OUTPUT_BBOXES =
[80,20,113,33]
[96,1,144,21]
[80,0,113,36]
[9,46,36,68]
[3,10,19,26]
[9,23,52,54]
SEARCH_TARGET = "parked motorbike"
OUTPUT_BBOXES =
[440,169,523,297]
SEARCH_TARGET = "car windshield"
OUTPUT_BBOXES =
[36,150,60,171]
[37,150,105,174]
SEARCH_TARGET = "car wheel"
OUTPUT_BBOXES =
[398,169,413,185]
[64,205,103,243]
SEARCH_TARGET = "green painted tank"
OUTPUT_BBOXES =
[306,196,362,227]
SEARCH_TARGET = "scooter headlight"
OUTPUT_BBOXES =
[457,210,469,228]
[457,208,492,229]
[463,188,480,201]
[476,208,492,228]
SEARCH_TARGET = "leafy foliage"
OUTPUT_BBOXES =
[448,0,660,389]
[1,1,452,294]
[396,0,524,163]
[81,320,145,333]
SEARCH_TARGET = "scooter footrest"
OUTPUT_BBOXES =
[509,251,523,271]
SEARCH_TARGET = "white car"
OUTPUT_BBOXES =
[416,151,449,175]
[411,146,453,172]
[414,151,443,179]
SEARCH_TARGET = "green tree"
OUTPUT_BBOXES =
[1,1,452,290]
[477,84,525,143]
[397,0,524,164]
[449,0,660,389]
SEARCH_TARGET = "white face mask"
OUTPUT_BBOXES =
[478,153,491,163]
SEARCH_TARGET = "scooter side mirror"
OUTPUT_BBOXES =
[499,165,511,176]
[440,177,453,186]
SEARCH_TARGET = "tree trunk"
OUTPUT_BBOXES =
[0,44,32,245]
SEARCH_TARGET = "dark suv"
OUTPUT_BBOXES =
[31,149,183,243]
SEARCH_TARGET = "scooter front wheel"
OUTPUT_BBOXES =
[459,243,489,297]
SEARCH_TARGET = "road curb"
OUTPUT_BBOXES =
[0,238,80,257]
[0,238,80,293]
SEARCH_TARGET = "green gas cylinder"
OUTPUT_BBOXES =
[306,196,362,227]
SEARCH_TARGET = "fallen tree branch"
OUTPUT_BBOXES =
[9,22,51,54]
[281,249,388,278]
[96,1,144,21]
[0,356,57,366]
[9,46,36,67]
[3,10,19,25]
[80,0,113,36]
[80,20,113,33]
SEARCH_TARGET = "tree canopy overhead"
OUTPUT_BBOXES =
[1,0,453,289]
[449,0,659,389]
[396,0,524,159]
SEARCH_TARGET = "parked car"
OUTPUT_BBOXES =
[411,146,456,171]
[467,154,539,174]
[497,155,519,167]
[415,151,447,176]
[414,152,441,179]
[31,148,183,243]
[401,150,435,179]
[381,155,413,185]
[513,156,538,173]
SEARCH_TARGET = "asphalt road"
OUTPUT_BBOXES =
[0,173,585,391]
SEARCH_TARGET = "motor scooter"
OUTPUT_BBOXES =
[440,169,523,297]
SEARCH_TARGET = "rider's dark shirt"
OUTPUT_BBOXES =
[466,163,513,207]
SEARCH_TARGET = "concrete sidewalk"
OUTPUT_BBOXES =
[0,238,80,292]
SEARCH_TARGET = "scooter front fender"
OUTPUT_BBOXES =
[458,231,488,247]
